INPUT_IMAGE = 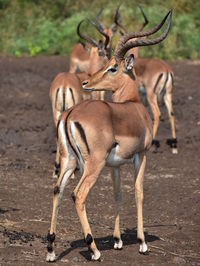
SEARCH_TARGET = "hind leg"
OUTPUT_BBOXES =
[52,141,60,179]
[147,94,161,151]
[52,110,62,178]
[46,154,76,262]
[164,90,178,154]
[72,160,105,261]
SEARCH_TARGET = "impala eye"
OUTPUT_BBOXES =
[104,65,118,75]
[109,68,117,73]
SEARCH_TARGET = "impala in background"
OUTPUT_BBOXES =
[116,5,177,154]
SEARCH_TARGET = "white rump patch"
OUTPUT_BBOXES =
[66,87,73,109]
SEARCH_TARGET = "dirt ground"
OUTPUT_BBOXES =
[0,56,199,266]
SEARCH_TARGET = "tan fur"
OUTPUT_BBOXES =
[134,58,177,153]
[50,49,108,127]
[69,43,91,73]
[69,27,114,74]
[46,56,153,261]
[46,12,173,261]
[50,47,109,178]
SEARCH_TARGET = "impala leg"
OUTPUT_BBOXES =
[73,161,105,261]
[164,90,178,154]
[111,167,123,250]
[52,141,60,179]
[52,110,62,179]
[147,94,161,150]
[134,152,148,254]
[46,156,76,262]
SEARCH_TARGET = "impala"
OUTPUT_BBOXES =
[50,21,109,178]
[46,10,172,262]
[69,9,119,73]
[116,6,177,153]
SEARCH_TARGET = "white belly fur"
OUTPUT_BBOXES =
[106,146,134,167]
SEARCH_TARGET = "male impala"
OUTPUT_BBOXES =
[50,22,108,177]
[69,9,119,73]
[116,5,177,153]
[46,11,172,262]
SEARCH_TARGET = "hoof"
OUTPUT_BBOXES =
[91,250,101,261]
[139,250,149,255]
[139,242,148,255]
[46,251,56,262]
[114,239,123,250]
[172,148,178,154]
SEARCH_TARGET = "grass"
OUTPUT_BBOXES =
[0,0,199,60]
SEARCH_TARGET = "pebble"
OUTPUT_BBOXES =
[72,256,79,262]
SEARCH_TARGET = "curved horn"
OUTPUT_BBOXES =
[117,9,172,46]
[87,19,110,50]
[96,8,103,20]
[96,8,105,30]
[94,19,105,32]
[114,5,127,33]
[138,5,149,31]
[114,10,172,62]
[77,20,99,47]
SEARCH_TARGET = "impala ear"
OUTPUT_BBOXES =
[124,54,134,71]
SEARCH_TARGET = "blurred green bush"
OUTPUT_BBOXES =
[0,0,199,60]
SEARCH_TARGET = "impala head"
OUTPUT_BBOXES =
[82,55,136,92]
[83,10,172,92]
[77,19,110,58]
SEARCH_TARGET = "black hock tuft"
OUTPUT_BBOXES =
[85,234,93,245]
[166,138,177,148]
[47,232,56,243]
[114,236,120,243]
[152,139,160,148]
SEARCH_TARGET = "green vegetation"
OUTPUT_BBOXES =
[0,0,199,60]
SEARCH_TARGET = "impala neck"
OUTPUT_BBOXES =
[112,71,140,103]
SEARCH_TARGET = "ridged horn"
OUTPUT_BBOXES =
[87,19,110,51]
[114,5,127,33]
[138,5,149,32]
[114,10,172,62]
[77,20,99,47]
